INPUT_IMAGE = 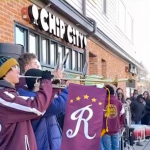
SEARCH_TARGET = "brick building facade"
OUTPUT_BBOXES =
[0,0,141,96]
[88,39,130,92]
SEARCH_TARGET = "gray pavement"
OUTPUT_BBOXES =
[133,140,150,150]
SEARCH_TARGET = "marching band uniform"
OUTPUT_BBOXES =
[16,77,27,90]
[18,69,69,150]
[0,56,54,150]
[101,85,125,150]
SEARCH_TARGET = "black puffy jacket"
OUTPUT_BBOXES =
[131,100,145,122]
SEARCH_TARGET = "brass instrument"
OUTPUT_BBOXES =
[19,75,132,89]
[19,52,133,89]
[52,76,132,88]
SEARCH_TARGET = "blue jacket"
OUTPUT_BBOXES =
[18,87,68,150]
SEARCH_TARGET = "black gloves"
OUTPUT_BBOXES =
[42,70,54,80]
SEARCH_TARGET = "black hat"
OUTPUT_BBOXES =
[25,69,42,90]
[0,56,19,78]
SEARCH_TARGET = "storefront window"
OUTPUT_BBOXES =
[15,27,25,46]
[29,33,38,55]
[15,26,27,51]
[41,38,48,64]
[78,53,81,71]
[50,42,56,66]
[72,50,77,71]
[66,48,71,69]
[78,53,83,72]
[15,25,85,73]
[58,45,65,65]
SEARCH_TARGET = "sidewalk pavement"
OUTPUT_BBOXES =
[134,140,150,150]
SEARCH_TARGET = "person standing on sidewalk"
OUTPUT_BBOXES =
[116,88,126,104]
[101,85,125,150]
[141,91,150,125]
[131,89,138,101]
[130,94,145,146]
[131,94,145,124]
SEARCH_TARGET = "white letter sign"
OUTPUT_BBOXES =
[66,105,96,139]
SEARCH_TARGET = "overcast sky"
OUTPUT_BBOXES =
[127,0,150,71]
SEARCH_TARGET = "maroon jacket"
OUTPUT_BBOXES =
[0,80,53,150]
[103,95,125,135]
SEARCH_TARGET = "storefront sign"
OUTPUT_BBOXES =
[28,5,87,49]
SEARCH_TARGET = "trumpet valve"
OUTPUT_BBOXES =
[128,76,132,83]
[112,75,118,87]
[52,79,61,84]
[80,76,85,85]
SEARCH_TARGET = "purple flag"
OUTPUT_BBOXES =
[61,83,107,150]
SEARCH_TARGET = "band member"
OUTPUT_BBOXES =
[18,68,69,150]
[101,85,125,150]
[16,52,41,90]
[0,56,54,150]
[17,52,66,130]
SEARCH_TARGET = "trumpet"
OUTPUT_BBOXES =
[19,75,132,89]
[19,54,132,88]
[53,77,130,83]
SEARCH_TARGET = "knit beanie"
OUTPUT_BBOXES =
[25,69,42,90]
[0,56,19,78]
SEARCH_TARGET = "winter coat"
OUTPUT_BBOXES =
[18,87,68,150]
[0,79,53,150]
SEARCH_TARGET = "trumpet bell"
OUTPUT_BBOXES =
[86,75,103,80]
[85,75,104,88]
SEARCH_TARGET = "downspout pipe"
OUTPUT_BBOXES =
[86,17,97,37]
[83,0,86,16]
[82,0,97,37]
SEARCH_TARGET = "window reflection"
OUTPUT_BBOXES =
[41,38,48,64]
[50,42,56,66]
[58,45,64,65]
[78,53,83,72]
[80,53,83,72]
[66,48,70,69]
[29,33,37,54]
[72,50,77,71]
[15,27,24,46]
[78,53,81,71]
[15,25,86,73]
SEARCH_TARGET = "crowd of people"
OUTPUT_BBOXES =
[0,52,148,150]
[101,88,150,149]
[129,90,150,146]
